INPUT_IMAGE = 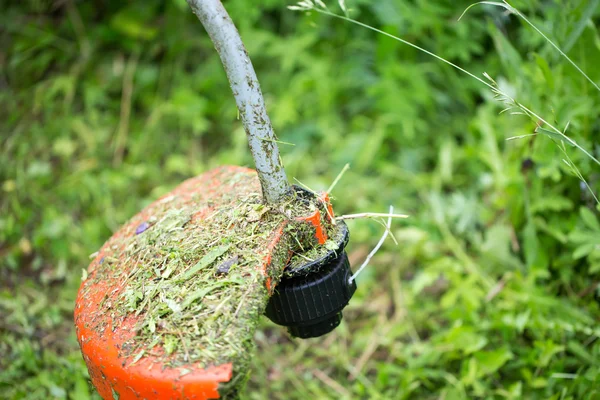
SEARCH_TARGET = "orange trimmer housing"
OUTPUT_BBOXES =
[74,166,332,400]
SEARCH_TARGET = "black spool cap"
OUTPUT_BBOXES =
[265,222,357,338]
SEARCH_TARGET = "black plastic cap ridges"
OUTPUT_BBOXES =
[265,222,356,339]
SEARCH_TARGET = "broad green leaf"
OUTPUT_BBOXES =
[567,341,596,365]
[69,376,91,400]
[534,217,567,244]
[412,270,440,295]
[443,325,488,355]
[569,230,600,245]
[110,6,158,40]
[573,243,595,259]
[580,207,600,231]
[562,0,600,53]
[531,196,573,213]
[535,340,565,367]
[589,263,600,274]
[474,348,513,377]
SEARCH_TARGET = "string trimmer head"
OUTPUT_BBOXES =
[75,166,356,399]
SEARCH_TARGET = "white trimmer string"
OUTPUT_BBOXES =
[335,212,408,222]
[348,205,395,284]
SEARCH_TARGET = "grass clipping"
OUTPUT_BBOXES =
[82,168,329,391]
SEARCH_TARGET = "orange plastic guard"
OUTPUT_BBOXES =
[74,166,332,399]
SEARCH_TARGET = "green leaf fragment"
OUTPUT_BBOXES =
[176,244,231,282]
[164,335,178,355]
[324,240,339,251]
[181,278,244,310]
[161,265,174,279]
[164,298,182,314]
[129,350,145,366]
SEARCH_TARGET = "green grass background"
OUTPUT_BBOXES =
[2,0,600,398]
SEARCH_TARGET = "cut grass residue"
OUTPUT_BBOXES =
[80,168,337,394]
[285,221,347,277]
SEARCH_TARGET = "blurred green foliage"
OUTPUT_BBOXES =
[2,0,600,398]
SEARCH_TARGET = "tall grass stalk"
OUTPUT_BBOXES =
[289,0,599,204]
[460,1,600,93]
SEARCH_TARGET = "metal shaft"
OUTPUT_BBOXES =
[186,0,290,203]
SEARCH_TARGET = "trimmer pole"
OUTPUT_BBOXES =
[186,0,290,204]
